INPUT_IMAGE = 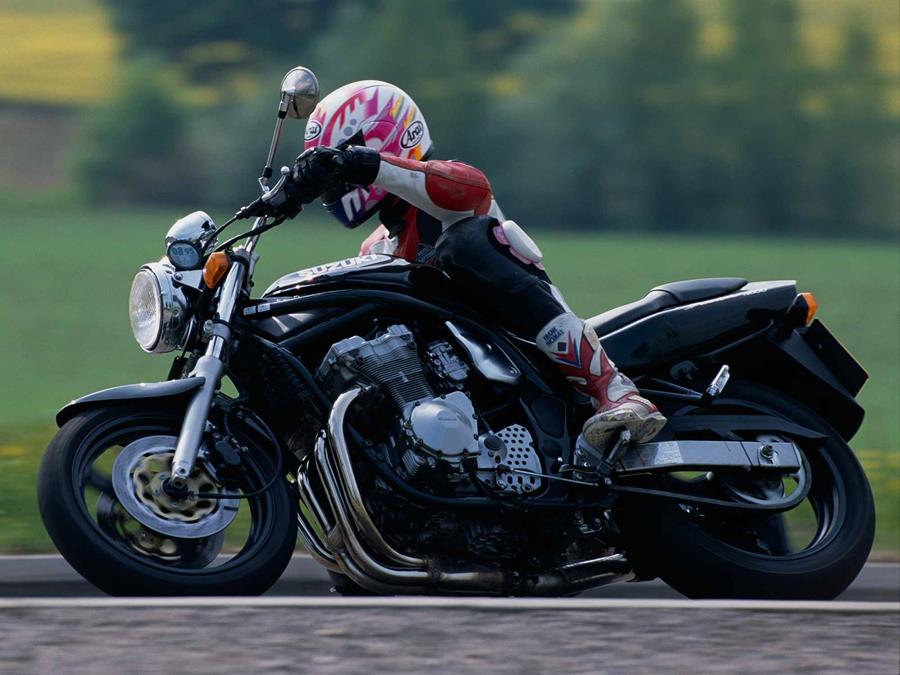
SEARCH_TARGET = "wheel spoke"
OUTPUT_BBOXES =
[85,467,115,496]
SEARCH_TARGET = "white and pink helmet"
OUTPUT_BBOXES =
[304,80,433,227]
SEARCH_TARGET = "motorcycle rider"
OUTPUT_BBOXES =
[266,80,666,450]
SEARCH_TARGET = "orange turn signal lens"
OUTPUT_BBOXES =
[800,291,818,325]
[203,252,230,289]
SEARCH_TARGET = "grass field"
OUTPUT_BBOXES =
[0,202,897,554]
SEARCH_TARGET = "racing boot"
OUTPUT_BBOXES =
[536,312,666,451]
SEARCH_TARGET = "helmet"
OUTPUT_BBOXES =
[304,80,433,227]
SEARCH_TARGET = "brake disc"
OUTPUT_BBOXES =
[97,493,224,566]
[112,435,239,539]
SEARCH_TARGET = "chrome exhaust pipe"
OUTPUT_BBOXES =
[315,386,633,596]
[525,554,634,596]
[327,388,425,569]
[295,465,340,573]
[296,512,340,573]
[315,422,507,595]
[316,438,432,589]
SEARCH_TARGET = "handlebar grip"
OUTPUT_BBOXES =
[235,197,266,220]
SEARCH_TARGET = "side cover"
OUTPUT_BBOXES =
[597,281,797,371]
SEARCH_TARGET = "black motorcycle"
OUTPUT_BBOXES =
[38,67,874,598]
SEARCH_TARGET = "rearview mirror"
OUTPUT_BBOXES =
[280,67,320,119]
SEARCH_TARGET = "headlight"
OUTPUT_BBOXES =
[128,263,190,353]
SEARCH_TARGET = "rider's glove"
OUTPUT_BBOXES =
[292,145,381,202]
[235,146,381,220]
[234,180,304,220]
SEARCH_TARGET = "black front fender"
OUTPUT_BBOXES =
[56,378,205,427]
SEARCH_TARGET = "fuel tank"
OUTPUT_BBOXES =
[263,254,446,298]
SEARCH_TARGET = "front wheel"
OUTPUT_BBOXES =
[37,404,297,595]
[626,382,875,600]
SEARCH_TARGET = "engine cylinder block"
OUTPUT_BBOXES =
[316,324,434,406]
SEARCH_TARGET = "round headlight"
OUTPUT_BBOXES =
[128,264,190,353]
[129,269,163,351]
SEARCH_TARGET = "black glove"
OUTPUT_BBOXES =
[235,181,303,220]
[292,145,381,202]
[235,146,380,220]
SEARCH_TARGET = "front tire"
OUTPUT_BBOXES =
[629,382,875,600]
[38,404,297,596]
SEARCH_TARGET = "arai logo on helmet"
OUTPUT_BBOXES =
[400,120,424,149]
[304,120,322,142]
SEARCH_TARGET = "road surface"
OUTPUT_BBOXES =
[0,555,897,601]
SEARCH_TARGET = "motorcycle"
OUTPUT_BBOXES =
[38,66,875,598]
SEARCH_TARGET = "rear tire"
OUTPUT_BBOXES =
[628,382,875,600]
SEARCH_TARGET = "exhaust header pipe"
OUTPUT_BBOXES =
[297,387,634,595]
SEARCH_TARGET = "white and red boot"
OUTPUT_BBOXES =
[536,312,666,451]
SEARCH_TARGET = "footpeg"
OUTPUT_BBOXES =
[573,428,632,479]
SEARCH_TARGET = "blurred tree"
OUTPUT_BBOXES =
[192,0,579,211]
[85,0,897,237]
[309,0,483,161]
[486,0,703,231]
[452,0,575,66]
[807,16,899,237]
[100,0,572,98]
[71,61,200,206]
[711,0,807,233]
[100,0,336,86]
[195,71,304,208]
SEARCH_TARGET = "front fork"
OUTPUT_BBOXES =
[169,225,261,485]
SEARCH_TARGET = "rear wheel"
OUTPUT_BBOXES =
[627,381,875,600]
[38,404,297,596]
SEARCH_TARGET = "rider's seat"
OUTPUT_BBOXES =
[587,278,748,336]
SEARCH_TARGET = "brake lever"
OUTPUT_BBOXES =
[235,166,294,220]
[262,166,291,202]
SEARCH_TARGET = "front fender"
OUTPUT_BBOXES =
[56,378,205,427]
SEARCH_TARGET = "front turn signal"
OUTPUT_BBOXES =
[799,291,818,325]
[203,252,230,289]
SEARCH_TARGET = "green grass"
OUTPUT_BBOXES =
[1,203,897,554]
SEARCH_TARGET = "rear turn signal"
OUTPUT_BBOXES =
[800,291,818,325]
[203,252,230,289]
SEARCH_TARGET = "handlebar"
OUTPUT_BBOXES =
[235,166,295,220]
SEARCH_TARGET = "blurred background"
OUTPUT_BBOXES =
[0,0,897,555]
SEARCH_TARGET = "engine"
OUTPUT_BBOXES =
[316,324,542,495]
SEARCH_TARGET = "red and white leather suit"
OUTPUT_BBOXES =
[345,151,666,448]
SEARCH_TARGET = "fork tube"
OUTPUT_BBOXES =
[170,218,264,481]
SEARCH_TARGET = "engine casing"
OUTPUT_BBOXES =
[400,391,479,476]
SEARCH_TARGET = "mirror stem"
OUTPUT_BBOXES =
[260,100,289,191]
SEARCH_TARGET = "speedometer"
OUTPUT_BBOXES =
[166,240,203,270]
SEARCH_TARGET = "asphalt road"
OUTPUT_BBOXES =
[0,597,897,673]
[1,557,897,673]
[0,555,897,601]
